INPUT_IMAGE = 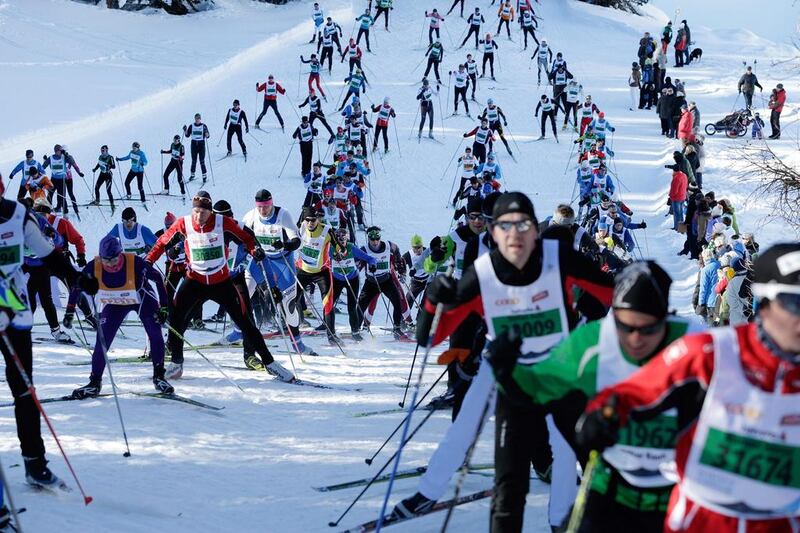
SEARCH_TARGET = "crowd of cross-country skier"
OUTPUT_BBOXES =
[0,0,796,531]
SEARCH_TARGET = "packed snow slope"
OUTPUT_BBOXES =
[0,0,797,532]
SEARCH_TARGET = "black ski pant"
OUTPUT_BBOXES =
[299,141,314,177]
[424,58,442,83]
[419,104,435,135]
[553,84,567,110]
[357,276,403,328]
[563,101,578,126]
[374,7,390,29]
[660,117,671,135]
[373,124,389,150]
[256,99,285,128]
[356,27,371,50]
[163,159,185,194]
[339,89,362,110]
[124,170,145,202]
[472,141,487,164]
[310,111,334,137]
[674,48,684,67]
[190,140,207,176]
[454,86,469,113]
[95,171,115,205]
[320,46,334,73]
[330,33,342,55]
[482,52,495,77]
[461,25,480,48]
[428,26,440,45]
[347,57,362,74]
[469,73,477,98]
[325,275,362,333]
[521,26,538,48]
[24,264,58,329]
[167,276,274,366]
[226,124,246,154]
[490,393,554,533]
[296,268,331,316]
[577,483,668,533]
[165,268,201,322]
[770,109,781,138]
[50,179,78,215]
[405,277,427,310]
[2,328,46,459]
[489,120,512,154]
[497,19,511,38]
[540,110,557,137]
[446,0,464,17]
[454,176,470,205]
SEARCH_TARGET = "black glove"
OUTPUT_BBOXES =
[271,286,283,304]
[429,236,445,262]
[154,307,169,325]
[484,329,522,383]
[578,196,590,207]
[575,396,620,455]
[271,240,284,250]
[78,172,85,178]
[426,274,457,305]
[62,311,74,329]
[76,253,87,268]
[695,304,707,317]
[368,263,377,273]
[639,221,647,229]
[77,273,99,295]
[252,247,266,262]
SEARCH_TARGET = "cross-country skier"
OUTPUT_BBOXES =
[551,51,567,76]
[339,67,369,111]
[588,111,615,141]
[354,9,373,51]
[316,25,336,73]
[496,0,515,39]
[463,118,495,163]
[460,8,484,49]
[292,116,318,178]
[373,0,393,30]
[0,173,99,492]
[89,145,117,209]
[159,136,185,196]
[327,227,375,342]
[550,64,574,113]
[341,38,363,74]
[576,243,800,533]
[478,33,498,79]
[147,191,294,381]
[532,39,553,84]
[320,16,343,55]
[357,226,408,339]
[535,94,559,141]
[9,150,45,201]
[310,2,324,43]
[480,98,513,157]
[256,74,287,130]
[299,89,335,140]
[417,78,436,139]
[370,97,396,153]
[425,9,444,45]
[424,40,445,85]
[43,144,83,217]
[445,0,465,18]
[465,54,478,100]
[116,141,148,203]
[106,207,157,257]
[518,4,539,49]
[22,168,52,205]
[452,146,478,206]
[183,113,210,183]
[474,152,503,184]
[66,235,173,399]
[562,79,583,130]
[402,235,431,309]
[295,207,335,335]
[223,99,248,159]
[579,94,601,135]
[449,64,471,116]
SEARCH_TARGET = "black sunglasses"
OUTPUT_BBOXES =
[614,316,665,335]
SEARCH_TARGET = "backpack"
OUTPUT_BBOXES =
[642,64,653,84]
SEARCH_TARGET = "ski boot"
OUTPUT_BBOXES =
[159,189,169,195]
[350,330,364,342]
[327,333,342,345]
[165,362,183,380]
[153,366,175,394]
[226,151,232,157]
[296,340,319,356]
[219,328,242,345]
[390,492,436,520]
[265,360,294,382]
[87,199,100,206]
[85,314,99,330]
[428,131,435,139]
[71,375,102,399]
[188,318,206,330]
[427,387,456,409]
[23,456,62,490]
[188,173,196,182]
[244,354,265,371]
[125,194,132,200]
[207,311,226,323]
[0,505,15,532]
[392,327,411,341]
[202,173,208,184]
[50,327,72,344]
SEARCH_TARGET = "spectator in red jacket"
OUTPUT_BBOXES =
[768,83,786,139]
[677,104,695,144]
[669,168,688,231]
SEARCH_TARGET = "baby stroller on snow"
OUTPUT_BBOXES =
[705,108,753,137]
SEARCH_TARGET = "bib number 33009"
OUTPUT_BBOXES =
[492,309,563,339]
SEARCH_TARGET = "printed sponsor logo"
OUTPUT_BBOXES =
[531,290,549,303]
[1,232,13,239]
[494,298,519,306]
[780,414,800,426]
[724,402,762,421]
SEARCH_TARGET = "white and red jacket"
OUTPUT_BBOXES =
[587,322,800,532]
[45,213,86,255]
[146,213,257,285]
[256,80,286,101]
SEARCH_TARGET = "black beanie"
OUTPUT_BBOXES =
[613,261,672,319]
[213,200,232,217]
[491,192,537,223]
[121,207,136,221]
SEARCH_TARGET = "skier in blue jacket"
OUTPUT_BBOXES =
[116,142,149,202]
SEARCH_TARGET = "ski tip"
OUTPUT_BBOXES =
[84,495,94,505]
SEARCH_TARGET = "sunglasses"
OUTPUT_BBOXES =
[305,217,318,222]
[467,213,485,221]
[367,233,381,240]
[614,316,665,335]
[494,219,534,233]
[412,245,423,250]
[776,293,800,316]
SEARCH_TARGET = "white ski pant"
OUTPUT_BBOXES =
[417,360,578,527]
[629,86,638,109]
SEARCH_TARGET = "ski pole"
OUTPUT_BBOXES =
[391,119,402,156]
[247,130,263,146]
[215,128,224,148]
[257,260,304,363]
[205,140,216,186]
[502,122,523,156]
[443,19,456,48]
[399,343,420,408]
[0,455,23,533]
[160,153,164,187]
[142,170,158,204]
[0,332,93,505]
[374,266,454,532]
[278,140,297,179]
[440,387,496,532]
[163,323,245,392]
[563,141,577,175]
[408,105,421,140]
[566,450,600,532]
[437,88,446,138]
[327,406,440,528]
[446,161,461,207]
[88,299,132,457]
[418,18,426,49]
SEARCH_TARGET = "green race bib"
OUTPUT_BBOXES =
[191,246,223,262]
[492,308,563,339]
[302,246,320,259]
[618,415,678,449]
[0,245,21,266]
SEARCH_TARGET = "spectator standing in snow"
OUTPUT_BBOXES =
[737,66,762,109]
[661,21,672,53]
[751,111,766,139]
[627,62,640,111]
[677,104,695,145]
[768,83,786,139]
[673,26,687,67]
[680,19,692,64]
[669,166,688,231]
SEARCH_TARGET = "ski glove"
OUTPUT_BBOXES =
[271,286,283,304]
[425,274,457,305]
[575,396,620,456]
[62,311,74,330]
[695,304,707,317]
[368,263,377,273]
[271,240,284,250]
[76,253,87,268]
[155,307,169,325]
[484,329,522,383]
[252,247,267,262]
[639,221,647,229]
[77,273,99,296]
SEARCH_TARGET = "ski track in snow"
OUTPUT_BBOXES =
[1,0,798,531]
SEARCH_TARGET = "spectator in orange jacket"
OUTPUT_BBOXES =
[768,83,786,139]
[668,168,688,231]
[677,104,695,144]
[24,167,53,202]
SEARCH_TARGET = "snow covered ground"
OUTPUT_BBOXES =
[0,0,798,531]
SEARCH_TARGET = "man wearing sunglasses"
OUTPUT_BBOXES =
[357,226,407,339]
[146,192,294,382]
[487,261,700,532]
[576,242,800,533]
[415,192,613,530]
